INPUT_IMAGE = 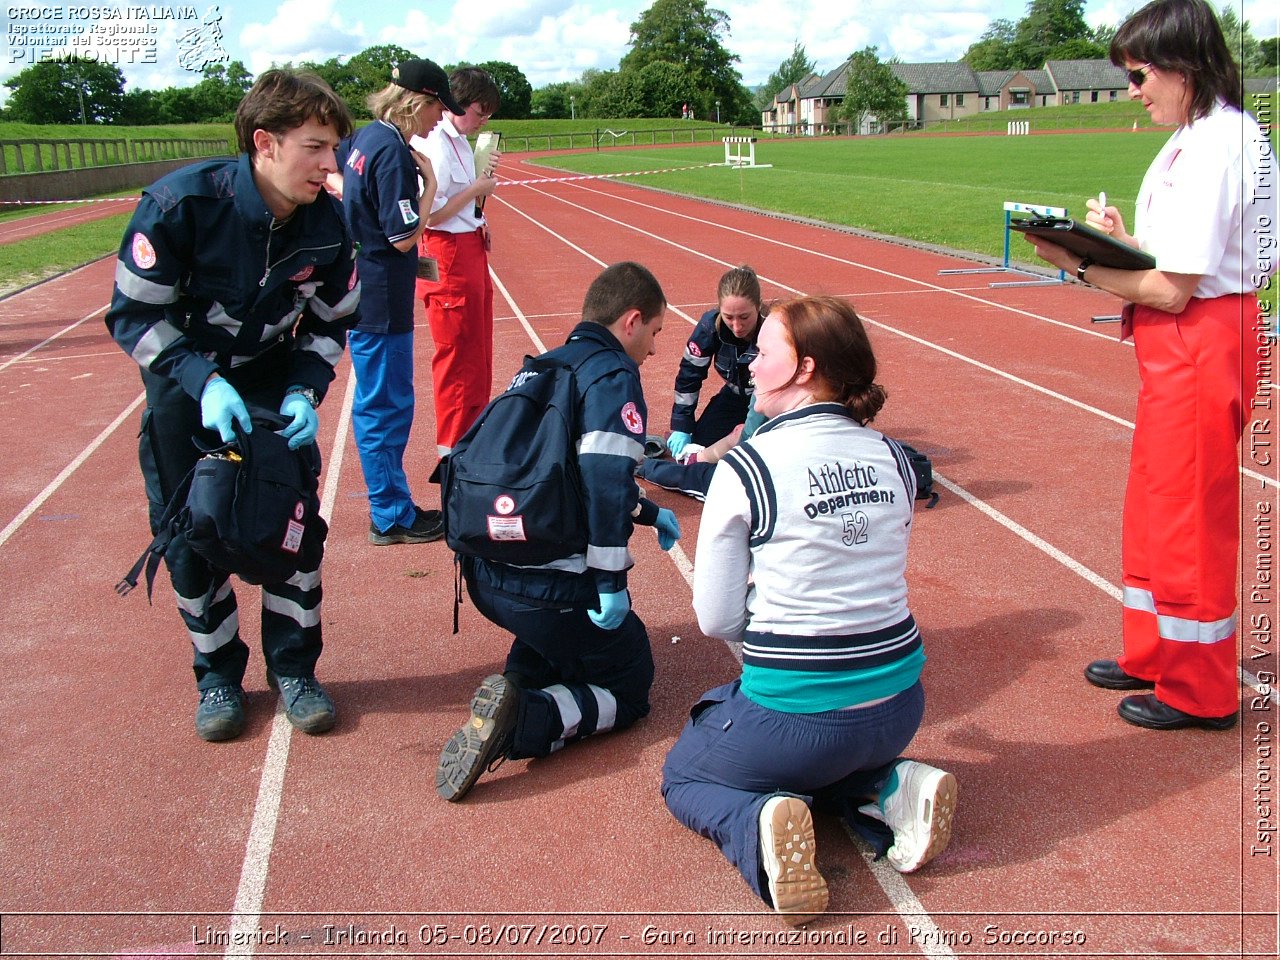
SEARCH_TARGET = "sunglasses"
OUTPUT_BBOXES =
[1127,63,1154,87]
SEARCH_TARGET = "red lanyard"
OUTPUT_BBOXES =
[446,134,474,184]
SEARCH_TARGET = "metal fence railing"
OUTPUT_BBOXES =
[499,125,766,153]
[0,138,232,175]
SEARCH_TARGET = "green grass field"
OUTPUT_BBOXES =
[0,212,131,291]
[0,122,234,141]
[523,132,1167,263]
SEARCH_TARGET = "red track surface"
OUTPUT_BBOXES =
[1,151,1277,959]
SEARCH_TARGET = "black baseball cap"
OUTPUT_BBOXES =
[392,58,465,115]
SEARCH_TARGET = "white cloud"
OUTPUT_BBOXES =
[464,0,574,39]
[238,0,366,71]
[378,2,632,84]
[508,6,635,81]
[727,0,997,83]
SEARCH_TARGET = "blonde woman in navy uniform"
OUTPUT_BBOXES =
[661,296,956,924]
[340,59,463,546]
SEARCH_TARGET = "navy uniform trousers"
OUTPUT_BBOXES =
[463,564,655,759]
[138,357,324,691]
[690,385,749,447]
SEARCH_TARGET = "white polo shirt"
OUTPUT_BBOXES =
[411,115,483,234]
[1134,100,1277,299]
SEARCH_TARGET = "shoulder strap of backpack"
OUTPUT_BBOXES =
[115,461,199,602]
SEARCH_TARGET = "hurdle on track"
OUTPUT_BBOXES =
[715,136,772,169]
[938,200,1067,288]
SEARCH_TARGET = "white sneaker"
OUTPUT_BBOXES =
[859,760,957,873]
[758,795,828,925]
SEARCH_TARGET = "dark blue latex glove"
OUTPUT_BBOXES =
[589,590,630,631]
[666,430,692,458]
[279,391,319,450]
[200,377,251,443]
[655,508,681,551]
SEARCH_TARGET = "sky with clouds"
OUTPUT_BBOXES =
[0,0,1273,103]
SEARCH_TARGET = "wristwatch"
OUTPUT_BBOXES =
[1076,256,1093,284]
[287,386,320,409]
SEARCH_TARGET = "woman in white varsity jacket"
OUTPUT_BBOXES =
[661,296,957,925]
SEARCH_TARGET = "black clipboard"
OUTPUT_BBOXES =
[1009,215,1155,271]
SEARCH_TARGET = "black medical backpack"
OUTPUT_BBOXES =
[438,351,602,566]
[117,411,326,598]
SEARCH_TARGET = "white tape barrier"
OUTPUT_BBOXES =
[498,163,720,186]
[0,196,139,206]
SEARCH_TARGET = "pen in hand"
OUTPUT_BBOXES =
[1090,191,1109,230]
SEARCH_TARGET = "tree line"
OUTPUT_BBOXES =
[959,0,1273,73]
[2,0,1274,128]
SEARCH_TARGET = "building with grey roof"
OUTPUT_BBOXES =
[762,58,1140,131]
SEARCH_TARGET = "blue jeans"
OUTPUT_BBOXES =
[349,328,418,531]
[661,680,924,903]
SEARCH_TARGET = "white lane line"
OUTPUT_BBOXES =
[852,863,958,960]
[0,303,109,374]
[318,364,357,524]
[935,472,1271,697]
[224,706,293,958]
[517,181,1278,490]
[0,391,144,550]
[226,365,357,958]
[491,267,549,352]
[489,193,701,326]
[935,474,1122,601]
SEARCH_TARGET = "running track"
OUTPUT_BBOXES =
[1,149,1276,959]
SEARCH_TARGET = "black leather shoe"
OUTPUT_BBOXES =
[1084,659,1154,690]
[1118,694,1237,731]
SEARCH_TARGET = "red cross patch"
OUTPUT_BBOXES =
[131,232,157,270]
[620,401,644,434]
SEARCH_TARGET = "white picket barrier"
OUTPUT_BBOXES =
[1006,120,1031,136]
[717,136,772,169]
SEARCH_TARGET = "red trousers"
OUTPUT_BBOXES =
[1119,294,1260,716]
[417,228,494,452]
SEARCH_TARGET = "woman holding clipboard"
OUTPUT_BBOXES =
[1028,0,1275,731]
